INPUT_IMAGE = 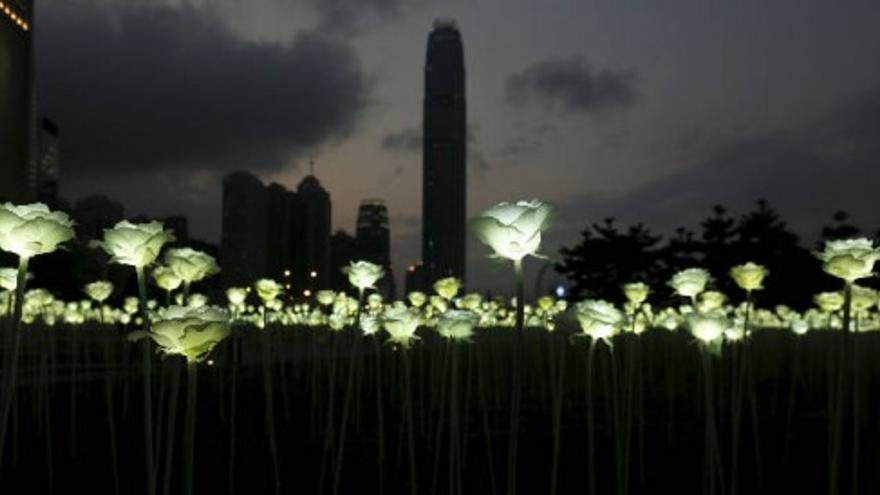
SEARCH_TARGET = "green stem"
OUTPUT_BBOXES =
[183,362,198,495]
[137,265,156,495]
[0,256,29,470]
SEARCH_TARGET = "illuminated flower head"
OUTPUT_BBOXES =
[622,282,650,305]
[164,247,220,284]
[0,267,31,292]
[729,262,769,292]
[407,291,427,308]
[226,287,247,306]
[254,279,283,303]
[382,306,422,348]
[0,202,75,259]
[813,291,845,313]
[153,265,183,293]
[574,299,625,343]
[699,291,727,312]
[686,311,730,345]
[84,280,114,303]
[472,199,556,261]
[95,220,175,268]
[316,290,336,306]
[433,277,463,300]
[437,310,479,342]
[816,238,880,282]
[343,260,385,291]
[668,268,711,299]
[150,305,231,364]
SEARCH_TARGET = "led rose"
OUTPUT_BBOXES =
[699,291,727,312]
[668,268,711,300]
[816,238,880,282]
[686,311,730,345]
[729,262,769,292]
[164,248,220,285]
[472,199,556,262]
[226,287,247,306]
[814,291,845,313]
[622,282,650,305]
[850,285,877,314]
[367,293,384,310]
[84,280,114,303]
[436,310,479,342]
[343,260,385,291]
[433,277,462,300]
[382,306,422,348]
[0,202,75,260]
[187,293,208,309]
[94,220,175,268]
[153,265,183,293]
[407,291,427,308]
[0,268,18,292]
[359,314,381,336]
[254,279,283,303]
[574,300,625,344]
[150,305,230,364]
[316,290,336,306]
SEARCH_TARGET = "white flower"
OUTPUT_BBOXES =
[816,238,880,282]
[343,260,385,291]
[84,280,114,303]
[814,291,845,313]
[729,262,769,292]
[574,300,625,343]
[382,306,422,348]
[150,305,230,363]
[686,311,730,344]
[153,265,183,292]
[0,202,75,259]
[94,220,175,267]
[254,279,283,303]
[407,291,427,308]
[164,247,220,284]
[436,310,479,341]
[622,282,650,305]
[433,277,462,300]
[226,287,247,306]
[668,268,711,299]
[471,199,556,261]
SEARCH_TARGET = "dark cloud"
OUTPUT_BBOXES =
[307,0,401,36]
[557,90,880,241]
[382,126,421,152]
[506,55,638,115]
[36,1,370,177]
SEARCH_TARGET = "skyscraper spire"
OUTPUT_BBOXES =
[422,18,467,284]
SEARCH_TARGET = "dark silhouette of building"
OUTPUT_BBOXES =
[422,18,466,285]
[330,230,356,292]
[356,199,395,298]
[162,215,189,244]
[33,117,60,206]
[294,174,332,291]
[0,0,33,203]
[266,183,298,281]
[73,195,125,240]
[221,172,269,286]
[405,262,428,295]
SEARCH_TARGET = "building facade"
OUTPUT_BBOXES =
[356,199,395,298]
[221,171,269,287]
[422,19,467,285]
[0,0,33,203]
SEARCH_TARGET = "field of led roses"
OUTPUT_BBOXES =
[1,200,879,495]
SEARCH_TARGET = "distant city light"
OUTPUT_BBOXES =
[303,289,312,297]
[309,270,318,278]
[0,1,30,31]
[555,285,566,298]
[283,270,291,277]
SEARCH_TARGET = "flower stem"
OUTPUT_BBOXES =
[137,265,156,495]
[0,256,29,470]
[183,361,198,495]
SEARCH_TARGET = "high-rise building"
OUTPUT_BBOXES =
[73,195,125,240]
[422,19,466,285]
[33,117,60,206]
[294,174,332,291]
[0,0,34,203]
[221,171,268,286]
[356,199,395,298]
[266,182,298,281]
[330,230,356,292]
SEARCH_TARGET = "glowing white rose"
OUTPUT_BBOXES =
[343,260,385,291]
[407,291,427,308]
[698,291,727,312]
[436,310,479,341]
[816,238,880,282]
[574,300,625,343]
[814,291,845,313]
[153,265,183,293]
[382,306,421,348]
[226,287,247,306]
[622,282,650,305]
[164,247,220,284]
[84,280,114,303]
[359,314,381,336]
[316,290,336,306]
[254,279,283,303]
[433,277,462,300]
[95,220,175,267]
[0,267,29,291]
[471,199,556,261]
[0,202,75,259]
[150,305,230,363]
[686,311,730,344]
[729,262,769,292]
[668,268,711,299]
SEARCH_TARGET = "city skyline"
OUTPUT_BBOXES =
[27,0,880,293]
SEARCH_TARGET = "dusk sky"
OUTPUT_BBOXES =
[35,0,880,292]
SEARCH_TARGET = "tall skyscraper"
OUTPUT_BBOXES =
[422,19,466,285]
[295,174,332,291]
[0,0,34,203]
[356,199,395,298]
[221,171,269,286]
[34,117,60,205]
